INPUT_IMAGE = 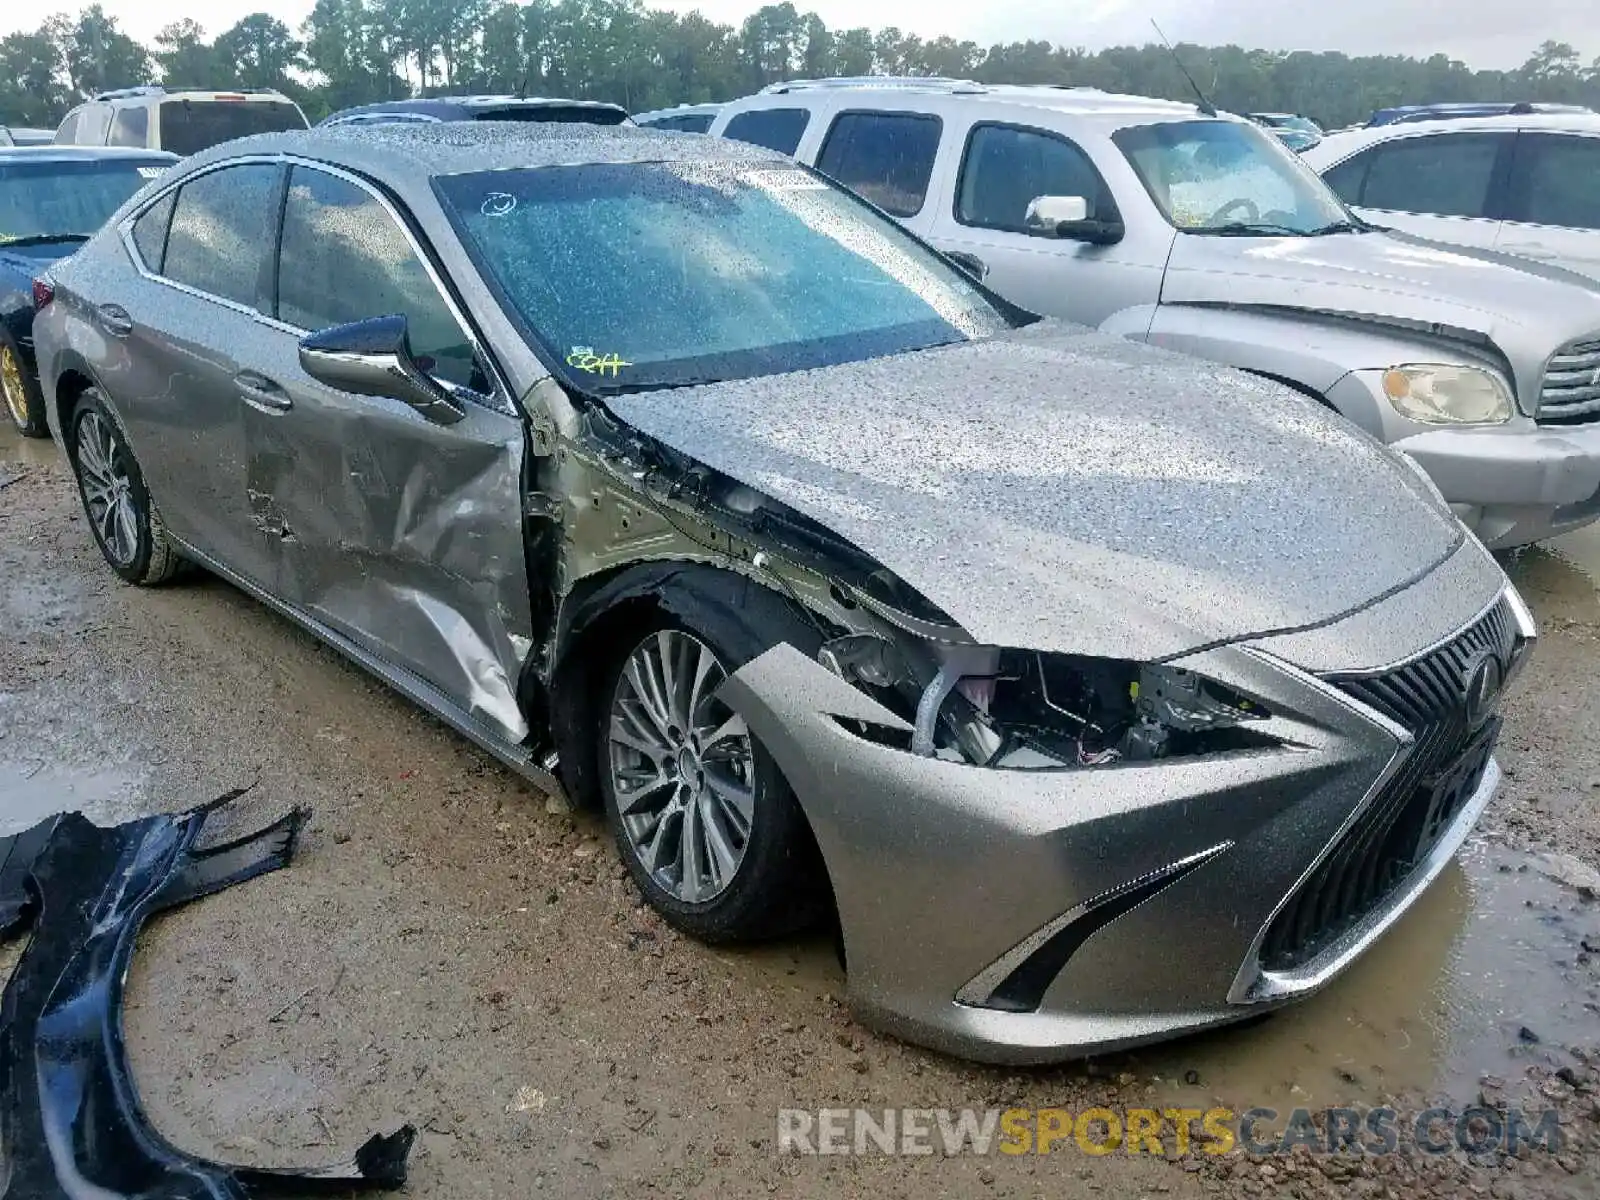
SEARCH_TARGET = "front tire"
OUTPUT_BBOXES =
[598,606,823,944]
[0,331,47,438]
[67,389,185,585]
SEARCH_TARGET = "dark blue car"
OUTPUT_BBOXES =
[2,146,176,436]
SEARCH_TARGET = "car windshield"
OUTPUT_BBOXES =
[158,100,307,155]
[435,160,1013,393]
[0,158,169,243]
[1114,119,1353,236]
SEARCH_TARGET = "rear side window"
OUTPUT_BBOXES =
[722,108,810,156]
[1320,150,1372,205]
[652,114,715,133]
[957,124,1114,231]
[817,111,942,218]
[54,110,82,143]
[1357,133,1505,218]
[161,163,280,307]
[130,192,176,270]
[158,100,307,156]
[276,166,479,391]
[107,107,149,148]
[1507,134,1600,231]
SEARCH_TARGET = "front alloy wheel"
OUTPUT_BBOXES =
[607,630,756,904]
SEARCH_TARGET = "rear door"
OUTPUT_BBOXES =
[1497,131,1600,283]
[239,161,533,741]
[112,159,284,583]
[1322,130,1512,250]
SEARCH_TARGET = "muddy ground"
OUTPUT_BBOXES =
[2,422,1598,1200]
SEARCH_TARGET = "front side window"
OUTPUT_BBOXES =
[722,108,810,156]
[1507,134,1600,231]
[435,161,1013,395]
[161,163,280,307]
[277,166,480,391]
[958,123,1113,232]
[1114,119,1352,235]
[816,111,942,218]
[0,159,169,245]
[158,100,307,156]
[107,107,149,148]
[1359,133,1505,218]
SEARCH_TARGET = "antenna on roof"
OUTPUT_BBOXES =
[1150,19,1216,117]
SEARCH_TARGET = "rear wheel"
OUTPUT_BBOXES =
[68,390,185,585]
[599,610,823,944]
[0,332,47,438]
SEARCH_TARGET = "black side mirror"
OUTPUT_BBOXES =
[298,314,465,426]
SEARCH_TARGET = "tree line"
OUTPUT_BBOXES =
[2,1,1598,131]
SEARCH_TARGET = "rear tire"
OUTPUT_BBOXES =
[596,581,825,944]
[0,331,47,438]
[67,389,185,586]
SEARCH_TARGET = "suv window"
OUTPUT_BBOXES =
[161,163,280,307]
[77,104,112,145]
[817,111,942,218]
[107,106,149,148]
[653,114,715,133]
[1354,133,1504,218]
[1507,134,1600,231]
[158,100,306,156]
[722,108,810,156]
[54,109,82,144]
[276,166,480,391]
[130,191,176,269]
[957,123,1113,231]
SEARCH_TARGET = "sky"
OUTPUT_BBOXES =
[2,0,1595,71]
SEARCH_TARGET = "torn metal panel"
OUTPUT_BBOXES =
[0,796,415,1197]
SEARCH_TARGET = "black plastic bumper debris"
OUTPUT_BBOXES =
[0,792,417,1197]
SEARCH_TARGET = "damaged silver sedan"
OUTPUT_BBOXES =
[31,122,1535,1063]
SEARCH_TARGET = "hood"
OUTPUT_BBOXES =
[604,321,1465,663]
[1162,229,1600,404]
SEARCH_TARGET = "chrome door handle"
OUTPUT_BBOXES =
[97,304,133,337]
[234,371,292,411]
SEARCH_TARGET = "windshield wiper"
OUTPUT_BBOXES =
[1303,220,1365,236]
[1190,222,1311,237]
[0,233,90,248]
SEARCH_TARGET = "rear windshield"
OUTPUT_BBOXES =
[159,100,307,155]
[0,158,170,242]
[435,160,1011,395]
[473,106,628,126]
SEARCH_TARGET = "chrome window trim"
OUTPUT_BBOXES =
[116,152,516,415]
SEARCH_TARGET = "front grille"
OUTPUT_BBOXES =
[1259,598,1517,971]
[1538,336,1600,426]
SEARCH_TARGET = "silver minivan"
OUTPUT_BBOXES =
[710,80,1600,551]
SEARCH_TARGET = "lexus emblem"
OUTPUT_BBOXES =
[1462,650,1504,728]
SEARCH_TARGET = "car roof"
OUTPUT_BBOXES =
[0,146,178,163]
[85,86,295,105]
[740,80,1202,119]
[323,95,629,123]
[182,120,786,180]
[1306,110,1600,163]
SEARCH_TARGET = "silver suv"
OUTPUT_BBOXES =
[710,79,1600,550]
[54,87,309,157]
[1303,111,1600,284]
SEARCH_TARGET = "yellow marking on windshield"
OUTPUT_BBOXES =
[567,347,633,377]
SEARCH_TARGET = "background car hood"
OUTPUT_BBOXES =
[1163,230,1600,405]
[0,242,79,276]
[604,321,1464,663]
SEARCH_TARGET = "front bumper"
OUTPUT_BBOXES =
[717,585,1533,1065]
